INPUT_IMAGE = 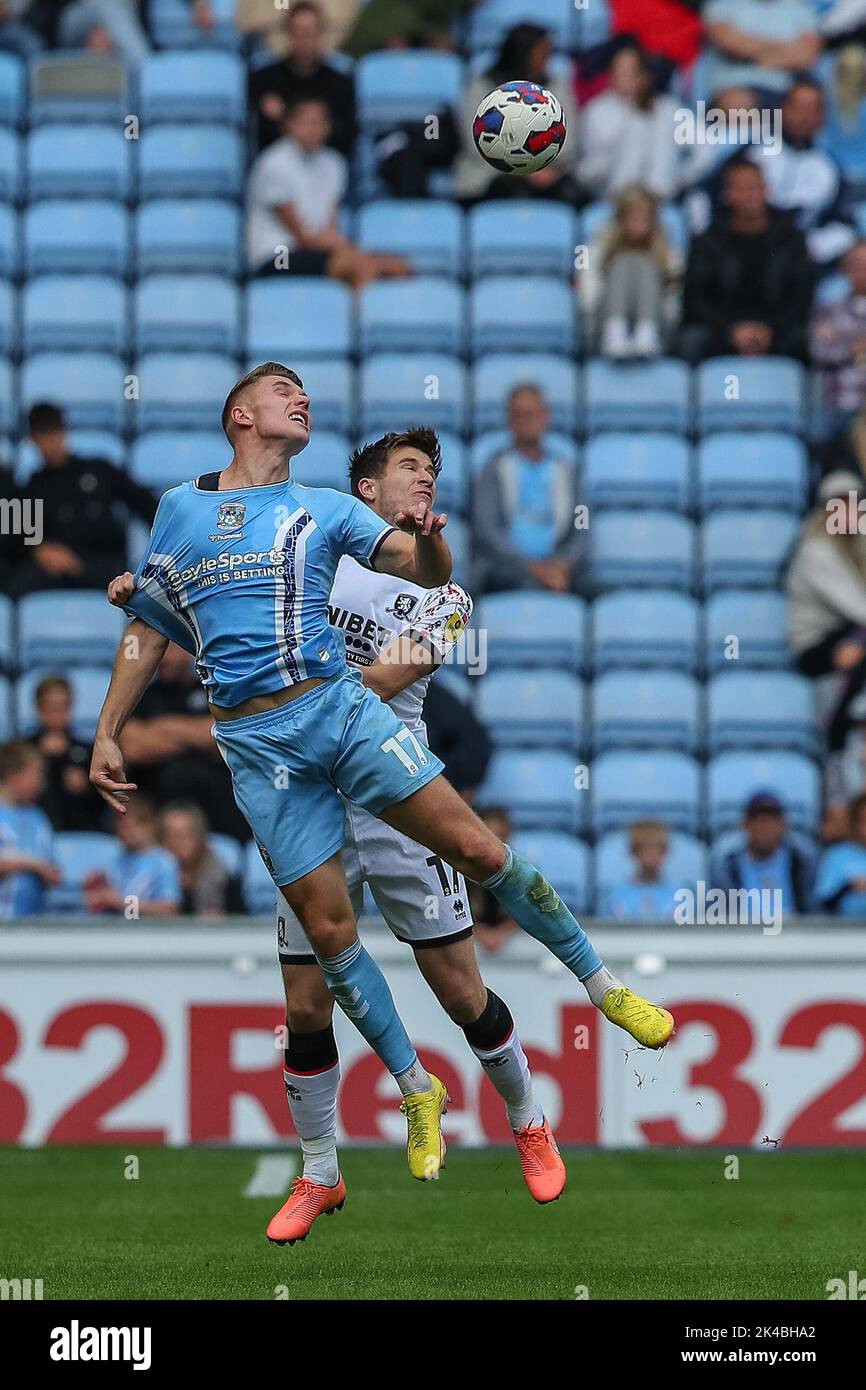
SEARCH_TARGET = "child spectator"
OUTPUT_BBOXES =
[599,820,680,921]
[84,797,180,918]
[28,675,101,832]
[0,741,60,919]
[160,802,243,917]
[584,184,683,359]
[709,792,814,913]
[814,792,866,914]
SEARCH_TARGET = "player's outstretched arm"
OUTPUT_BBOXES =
[374,501,451,588]
[90,616,168,813]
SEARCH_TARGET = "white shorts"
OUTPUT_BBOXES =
[276,799,474,963]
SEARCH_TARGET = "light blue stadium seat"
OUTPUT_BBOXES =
[0,283,13,357]
[585,358,691,434]
[360,353,467,434]
[357,51,463,127]
[150,0,241,49]
[18,592,124,668]
[475,669,584,750]
[814,272,849,306]
[591,752,702,835]
[432,666,474,704]
[15,666,111,741]
[0,127,22,202]
[25,200,129,277]
[0,359,12,434]
[468,201,579,279]
[580,198,689,257]
[45,831,117,914]
[135,353,238,432]
[130,431,229,492]
[0,204,16,277]
[0,53,24,127]
[139,125,244,200]
[22,276,127,355]
[697,357,805,433]
[820,107,866,189]
[356,200,463,278]
[0,594,12,671]
[478,750,584,833]
[285,359,354,435]
[595,830,707,905]
[27,124,130,200]
[286,432,349,492]
[591,511,696,591]
[510,830,590,916]
[446,515,470,584]
[0,676,10,740]
[209,832,244,878]
[136,199,241,277]
[707,671,815,756]
[470,276,577,356]
[591,589,699,673]
[247,279,353,361]
[243,839,277,914]
[702,510,799,592]
[431,430,469,516]
[474,592,587,669]
[16,430,124,484]
[704,590,790,671]
[359,278,465,356]
[697,432,807,513]
[592,670,701,754]
[135,275,240,355]
[467,0,577,48]
[28,54,129,125]
[472,353,578,433]
[707,753,820,836]
[139,51,245,125]
[583,433,691,513]
[21,353,126,431]
[470,428,578,473]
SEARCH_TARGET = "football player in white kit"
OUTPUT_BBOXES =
[271,428,566,1242]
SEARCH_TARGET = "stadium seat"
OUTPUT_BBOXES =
[283,359,355,435]
[0,675,10,741]
[15,666,111,741]
[584,359,691,434]
[0,204,16,278]
[356,200,464,279]
[707,671,816,756]
[0,359,12,434]
[0,282,13,357]
[475,669,585,750]
[703,590,791,671]
[16,430,124,485]
[17,592,124,669]
[707,752,820,836]
[360,353,467,434]
[432,430,470,515]
[136,199,242,277]
[149,0,240,49]
[590,511,696,591]
[359,278,465,356]
[246,279,353,361]
[0,53,24,128]
[467,0,577,49]
[139,51,246,125]
[138,125,244,200]
[0,127,22,202]
[28,54,128,126]
[696,357,805,433]
[580,198,689,257]
[591,670,701,754]
[357,51,464,128]
[0,594,13,671]
[511,830,590,916]
[24,200,130,278]
[474,592,587,669]
[45,831,117,914]
[446,515,470,584]
[135,276,241,355]
[470,429,579,473]
[696,432,808,513]
[591,752,702,835]
[591,589,700,674]
[209,833,244,879]
[288,432,351,492]
[470,276,578,356]
[595,830,707,902]
[582,433,692,513]
[242,839,277,914]
[477,750,584,833]
[468,201,579,279]
[20,353,126,432]
[130,431,229,492]
[27,124,130,200]
[135,354,238,432]
[22,276,127,355]
[472,353,579,434]
[702,510,799,592]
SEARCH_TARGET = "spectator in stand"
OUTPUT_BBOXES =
[0,453,21,590]
[679,158,814,361]
[454,23,580,203]
[0,2,43,56]
[160,802,244,917]
[599,820,681,922]
[237,0,359,56]
[119,641,249,842]
[84,796,180,917]
[577,41,680,202]
[250,0,356,154]
[811,242,866,431]
[703,0,821,102]
[473,384,584,595]
[43,0,151,62]
[466,806,518,952]
[609,0,704,83]
[823,686,866,842]
[814,791,866,914]
[9,403,156,597]
[422,681,491,803]
[27,675,101,832]
[0,741,60,919]
[342,0,470,58]
[709,791,814,913]
[680,85,762,235]
[246,97,410,287]
[582,184,683,359]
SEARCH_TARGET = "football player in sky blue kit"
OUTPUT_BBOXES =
[91,363,674,1222]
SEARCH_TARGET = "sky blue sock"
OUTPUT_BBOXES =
[482,847,603,981]
[316,939,416,1077]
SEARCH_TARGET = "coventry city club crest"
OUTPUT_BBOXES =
[216,501,246,532]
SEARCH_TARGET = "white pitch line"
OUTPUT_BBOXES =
[243,1154,297,1198]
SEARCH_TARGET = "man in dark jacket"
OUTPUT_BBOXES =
[250,0,356,155]
[680,158,815,362]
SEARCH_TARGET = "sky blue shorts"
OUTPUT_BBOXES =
[213,671,444,887]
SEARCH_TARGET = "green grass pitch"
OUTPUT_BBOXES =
[1,1146,862,1300]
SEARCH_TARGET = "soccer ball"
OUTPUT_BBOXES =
[472,81,567,175]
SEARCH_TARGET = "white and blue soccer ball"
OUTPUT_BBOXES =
[472,81,567,175]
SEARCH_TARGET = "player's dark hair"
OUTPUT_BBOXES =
[0,739,42,780]
[221,363,304,443]
[28,402,65,435]
[348,428,442,499]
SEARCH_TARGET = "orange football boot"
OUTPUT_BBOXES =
[266,1175,347,1246]
[513,1118,567,1203]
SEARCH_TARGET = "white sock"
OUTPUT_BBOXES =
[283,1060,340,1185]
[299,1133,340,1187]
[471,1028,544,1131]
[394,1055,432,1098]
[583,964,623,1008]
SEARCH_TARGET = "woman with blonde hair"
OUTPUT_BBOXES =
[582,183,682,359]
